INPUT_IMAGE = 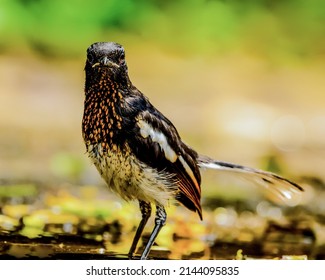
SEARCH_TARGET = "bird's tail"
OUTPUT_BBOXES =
[197,155,304,206]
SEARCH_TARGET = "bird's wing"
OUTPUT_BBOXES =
[198,155,303,206]
[124,97,202,218]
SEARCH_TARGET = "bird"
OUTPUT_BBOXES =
[82,42,304,260]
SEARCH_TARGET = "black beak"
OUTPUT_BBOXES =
[92,57,119,68]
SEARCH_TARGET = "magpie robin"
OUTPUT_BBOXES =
[82,42,303,259]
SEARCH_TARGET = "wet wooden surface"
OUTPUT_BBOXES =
[0,182,323,260]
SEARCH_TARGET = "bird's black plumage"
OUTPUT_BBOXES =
[82,42,303,259]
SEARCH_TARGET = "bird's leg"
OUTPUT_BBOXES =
[140,205,167,260]
[128,200,152,259]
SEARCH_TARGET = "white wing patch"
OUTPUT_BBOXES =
[138,119,178,163]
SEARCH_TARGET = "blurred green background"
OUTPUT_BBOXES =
[1,0,325,189]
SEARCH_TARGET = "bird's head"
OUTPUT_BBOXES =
[85,42,128,81]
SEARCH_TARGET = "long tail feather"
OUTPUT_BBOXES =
[198,155,304,206]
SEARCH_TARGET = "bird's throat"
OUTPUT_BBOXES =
[82,77,125,150]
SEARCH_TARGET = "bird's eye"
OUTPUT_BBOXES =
[87,53,95,64]
[119,53,125,65]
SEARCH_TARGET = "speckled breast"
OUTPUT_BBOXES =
[86,143,177,206]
